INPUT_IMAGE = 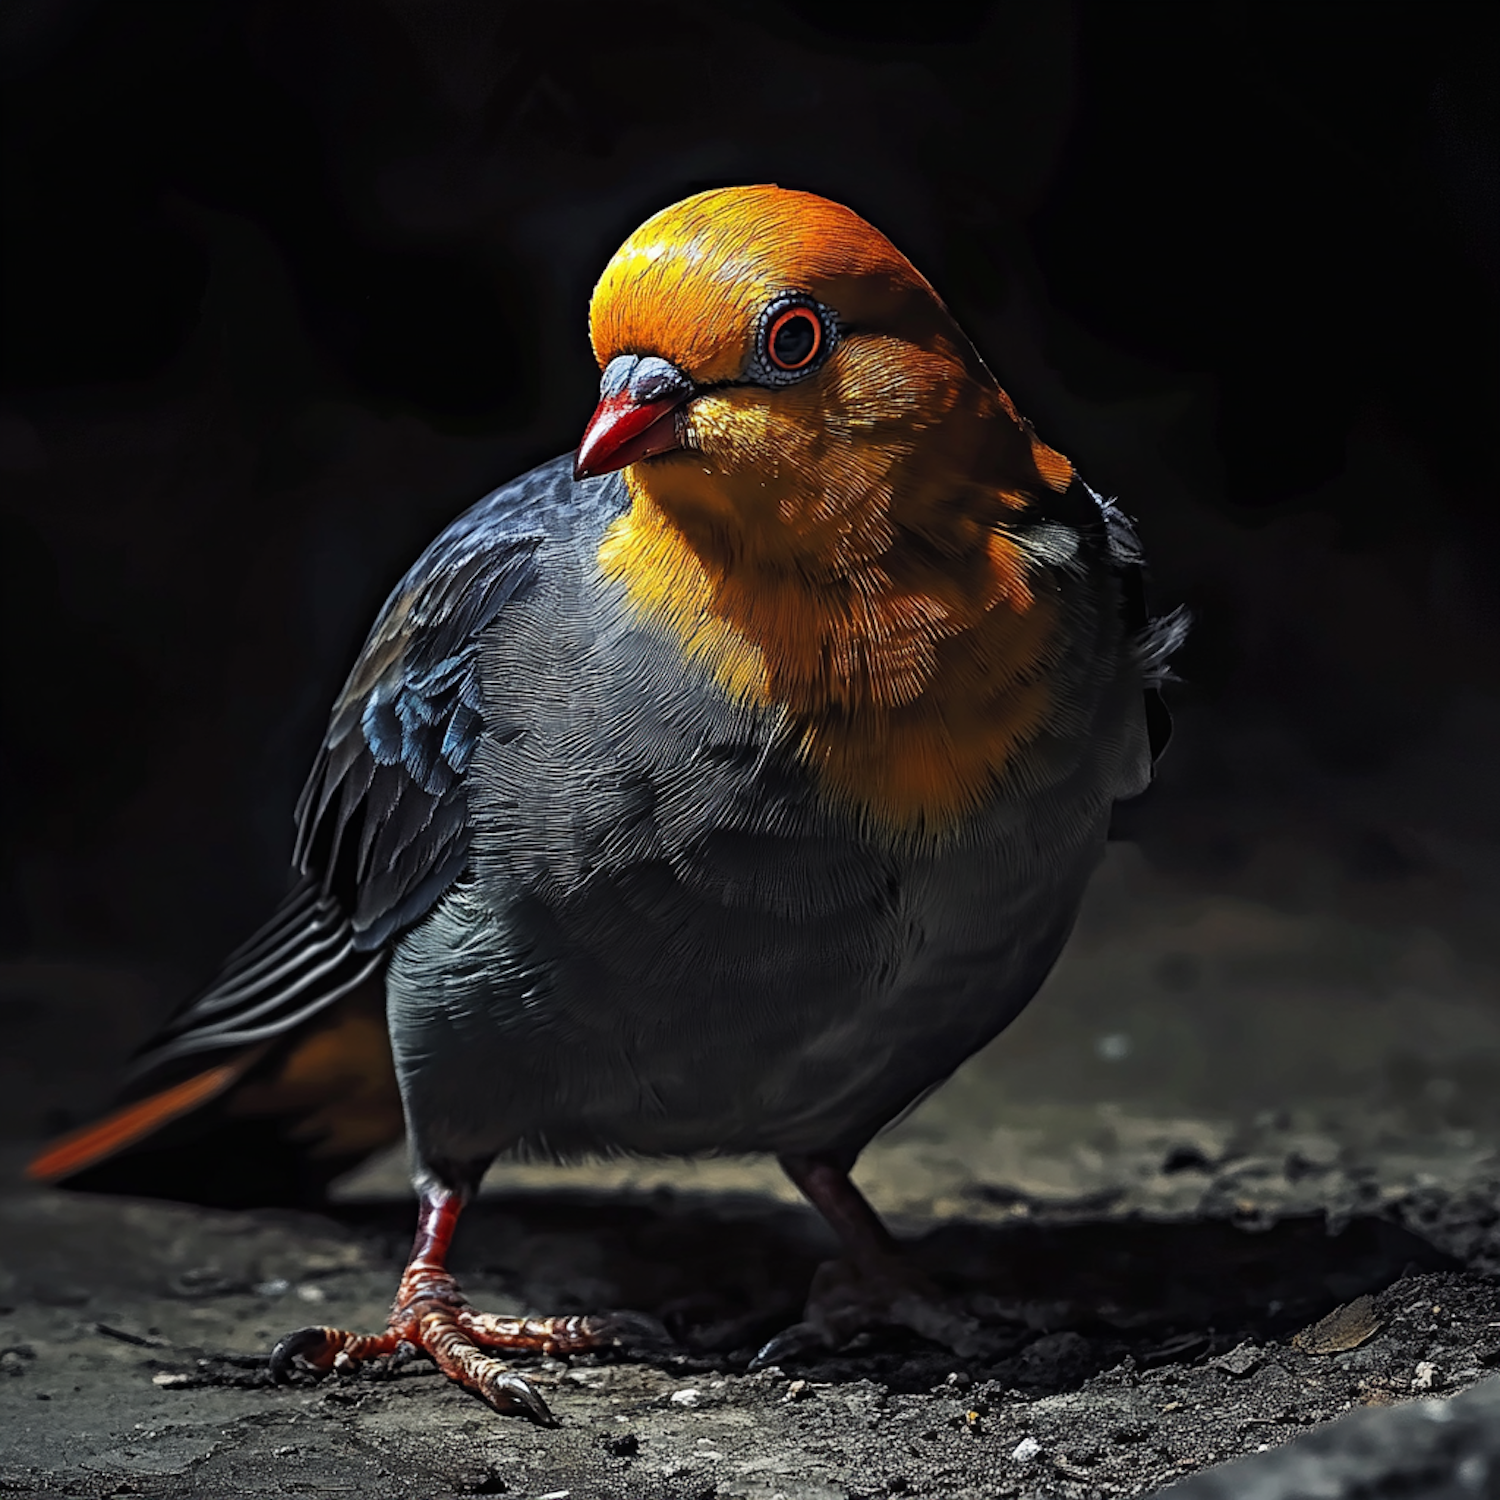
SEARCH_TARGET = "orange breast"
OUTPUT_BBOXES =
[598,355,1071,832]
[601,494,1060,830]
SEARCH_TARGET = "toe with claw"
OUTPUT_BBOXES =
[750,1251,991,1368]
[268,1188,669,1423]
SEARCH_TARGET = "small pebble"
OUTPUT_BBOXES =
[1413,1361,1438,1391]
[1213,1342,1262,1378]
[1011,1436,1042,1464]
[669,1388,700,1407]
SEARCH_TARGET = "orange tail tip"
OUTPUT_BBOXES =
[26,1063,244,1183]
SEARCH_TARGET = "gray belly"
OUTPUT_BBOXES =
[386,817,1104,1169]
[383,542,1136,1174]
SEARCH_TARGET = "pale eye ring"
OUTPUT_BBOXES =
[766,306,822,371]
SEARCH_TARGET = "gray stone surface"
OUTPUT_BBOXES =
[2,1164,1498,1498]
[1157,1376,1500,1499]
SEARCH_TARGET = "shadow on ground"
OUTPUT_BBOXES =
[324,1191,1459,1391]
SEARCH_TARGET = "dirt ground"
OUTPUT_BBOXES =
[4,845,1500,1498]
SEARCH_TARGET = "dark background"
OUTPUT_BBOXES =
[2,0,1497,1133]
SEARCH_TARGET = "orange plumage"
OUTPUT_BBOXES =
[591,185,1076,829]
[26,1062,246,1182]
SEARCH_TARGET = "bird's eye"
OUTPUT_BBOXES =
[750,295,836,386]
[766,307,823,371]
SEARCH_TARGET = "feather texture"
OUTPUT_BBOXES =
[120,469,585,1094]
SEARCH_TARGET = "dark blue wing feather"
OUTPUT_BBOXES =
[294,503,546,950]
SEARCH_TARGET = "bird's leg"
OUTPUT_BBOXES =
[269,1185,660,1423]
[780,1152,900,1274]
[754,1151,987,1366]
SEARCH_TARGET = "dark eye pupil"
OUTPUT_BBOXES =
[771,313,817,368]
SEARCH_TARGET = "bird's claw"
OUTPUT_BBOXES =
[268,1314,559,1424]
[269,1325,342,1381]
[748,1254,996,1368]
[267,1288,666,1422]
[749,1321,831,1371]
[478,1366,556,1425]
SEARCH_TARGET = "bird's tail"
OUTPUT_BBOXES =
[26,876,404,1206]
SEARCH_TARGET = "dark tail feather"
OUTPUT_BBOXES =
[26,880,403,1207]
[126,874,384,1083]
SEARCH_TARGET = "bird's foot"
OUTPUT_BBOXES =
[751,1252,992,1370]
[270,1260,665,1423]
[755,1152,997,1369]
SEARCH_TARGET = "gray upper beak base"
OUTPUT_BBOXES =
[574,355,695,480]
[598,354,693,405]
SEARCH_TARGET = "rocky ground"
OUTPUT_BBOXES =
[4,845,1500,1498]
[2,1127,1499,1499]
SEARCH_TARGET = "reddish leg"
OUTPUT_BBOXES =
[755,1152,987,1366]
[780,1154,901,1273]
[270,1187,660,1423]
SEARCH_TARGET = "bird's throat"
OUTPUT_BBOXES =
[598,475,1061,831]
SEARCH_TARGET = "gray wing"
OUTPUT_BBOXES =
[121,466,575,1083]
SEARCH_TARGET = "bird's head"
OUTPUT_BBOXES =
[577,185,1060,574]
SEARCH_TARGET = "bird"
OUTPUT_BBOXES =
[28,185,1184,1423]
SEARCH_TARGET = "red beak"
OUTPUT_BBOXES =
[574,355,693,480]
